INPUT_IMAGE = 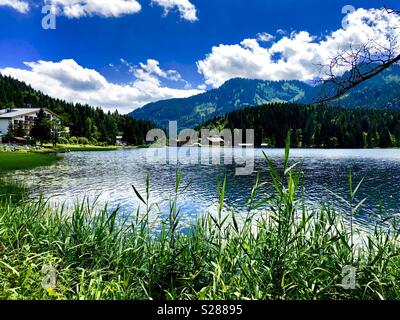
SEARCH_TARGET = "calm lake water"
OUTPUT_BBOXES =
[9,148,400,227]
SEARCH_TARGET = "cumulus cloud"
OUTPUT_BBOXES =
[151,0,198,22]
[197,8,400,88]
[0,59,203,113]
[44,0,141,18]
[0,0,29,13]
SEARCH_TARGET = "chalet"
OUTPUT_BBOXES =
[116,136,126,146]
[0,108,59,141]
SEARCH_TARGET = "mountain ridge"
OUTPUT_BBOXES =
[130,65,400,128]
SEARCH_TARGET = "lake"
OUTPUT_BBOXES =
[9,148,400,227]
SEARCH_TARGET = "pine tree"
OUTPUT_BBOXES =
[30,108,51,146]
[15,122,26,137]
[3,122,15,143]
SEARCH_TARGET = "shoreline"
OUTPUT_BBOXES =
[0,151,62,174]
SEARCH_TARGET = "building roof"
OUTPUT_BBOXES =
[0,108,58,119]
[207,136,225,143]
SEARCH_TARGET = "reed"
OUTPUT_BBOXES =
[0,137,399,300]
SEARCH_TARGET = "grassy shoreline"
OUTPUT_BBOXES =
[0,151,62,174]
[0,141,399,300]
[0,151,62,203]
[48,144,121,152]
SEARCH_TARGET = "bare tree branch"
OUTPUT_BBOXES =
[316,7,400,104]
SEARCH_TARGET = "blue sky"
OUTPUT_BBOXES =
[0,0,398,113]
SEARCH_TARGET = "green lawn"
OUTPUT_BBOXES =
[0,151,62,173]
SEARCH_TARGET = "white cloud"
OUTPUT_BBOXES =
[0,59,203,113]
[133,59,182,82]
[131,59,196,91]
[1,0,198,21]
[276,29,286,35]
[197,8,400,88]
[257,32,275,43]
[151,0,198,22]
[45,0,142,18]
[0,0,29,13]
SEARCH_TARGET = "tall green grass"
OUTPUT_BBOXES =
[0,179,26,203]
[0,138,399,300]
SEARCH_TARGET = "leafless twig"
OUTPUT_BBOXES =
[316,7,400,104]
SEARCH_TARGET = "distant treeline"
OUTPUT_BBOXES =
[0,75,155,145]
[201,103,400,148]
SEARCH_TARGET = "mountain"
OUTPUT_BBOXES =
[334,64,400,109]
[130,65,400,129]
[130,78,315,129]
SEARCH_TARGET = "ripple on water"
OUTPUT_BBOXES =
[8,148,400,227]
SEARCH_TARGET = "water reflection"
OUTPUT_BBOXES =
[8,148,400,227]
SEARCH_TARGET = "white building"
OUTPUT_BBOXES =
[0,108,59,140]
